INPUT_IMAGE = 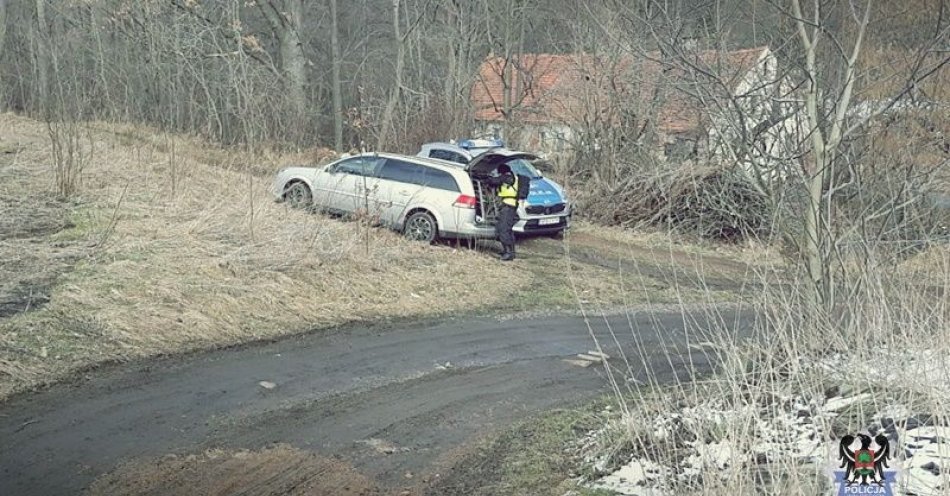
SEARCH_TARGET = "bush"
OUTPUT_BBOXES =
[579,163,774,242]
[834,110,950,245]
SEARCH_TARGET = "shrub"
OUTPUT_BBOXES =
[578,163,774,242]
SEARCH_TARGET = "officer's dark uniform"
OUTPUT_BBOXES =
[488,164,519,261]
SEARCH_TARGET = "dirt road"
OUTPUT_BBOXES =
[0,308,754,495]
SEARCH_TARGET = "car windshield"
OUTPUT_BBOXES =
[505,159,543,179]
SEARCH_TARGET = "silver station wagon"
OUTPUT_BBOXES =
[272,150,568,242]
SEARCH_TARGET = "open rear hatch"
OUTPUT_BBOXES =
[465,150,538,178]
[467,150,539,225]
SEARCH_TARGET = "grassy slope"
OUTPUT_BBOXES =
[0,112,763,400]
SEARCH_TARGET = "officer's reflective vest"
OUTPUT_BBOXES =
[497,175,519,207]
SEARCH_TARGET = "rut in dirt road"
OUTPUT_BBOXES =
[0,308,755,495]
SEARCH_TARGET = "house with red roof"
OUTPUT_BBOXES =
[470,46,795,168]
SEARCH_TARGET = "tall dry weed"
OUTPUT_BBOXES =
[47,119,93,198]
[582,239,950,494]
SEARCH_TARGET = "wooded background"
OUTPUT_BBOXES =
[2,0,941,153]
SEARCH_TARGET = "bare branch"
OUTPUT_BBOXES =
[170,0,280,77]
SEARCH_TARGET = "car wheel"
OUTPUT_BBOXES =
[403,211,437,243]
[549,229,565,240]
[285,182,313,209]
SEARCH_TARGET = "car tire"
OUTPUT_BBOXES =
[284,182,313,210]
[549,229,565,240]
[403,211,438,243]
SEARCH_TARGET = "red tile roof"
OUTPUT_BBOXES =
[471,47,770,134]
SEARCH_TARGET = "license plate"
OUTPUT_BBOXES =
[538,217,560,226]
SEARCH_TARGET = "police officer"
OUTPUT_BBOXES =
[488,163,519,261]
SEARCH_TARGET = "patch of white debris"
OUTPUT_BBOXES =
[585,348,950,495]
[823,393,871,413]
[902,427,950,496]
[593,458,669,495]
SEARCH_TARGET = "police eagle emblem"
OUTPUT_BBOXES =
[839,433,891,486]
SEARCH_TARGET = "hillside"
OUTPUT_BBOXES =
[0,113,761,400]
[0,114,521,398]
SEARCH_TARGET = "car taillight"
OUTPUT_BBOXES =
[453,194,477,209]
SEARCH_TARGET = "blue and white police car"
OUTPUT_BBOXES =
[418,138,572,236]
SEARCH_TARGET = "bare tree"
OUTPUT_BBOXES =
[0,0,8,64]
[790,0,870,309]
[329,0,343,151]
[377,0,405,149]
[32,0,49,116]
[440,1,480,138]
[784,0,949,309]
[256,0,308,129]
[590,0,949,310]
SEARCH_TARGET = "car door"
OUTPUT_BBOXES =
[313,156,384,215]
[375,158,426,226]
[375,159,463,229]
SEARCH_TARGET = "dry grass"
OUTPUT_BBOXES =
[581,246,950,495]
[0,113,524,400]
[898,244,950,282]
[93,121,341,178]
[568,221,782,274]
[0,153,79,318]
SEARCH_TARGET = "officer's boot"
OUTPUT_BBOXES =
[500,244,515,261]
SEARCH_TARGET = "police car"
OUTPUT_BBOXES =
[418,138,572,236]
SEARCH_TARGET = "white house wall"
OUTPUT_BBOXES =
[475,122,575,155]
[706,49,803,189]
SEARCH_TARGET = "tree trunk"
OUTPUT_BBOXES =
[89,4,112,120]
[377,0,403,149]
[803,148,828,311]
[282,0,307,129]
[259,0,308,134]
[0,0,7,107]
[34,0,49,117]
[501,2,513,140]
[0,0,8,64]
[330,0,343,151]
[797,7,829,311]
[791,0,872,312]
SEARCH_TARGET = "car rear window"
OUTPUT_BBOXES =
[428,149,468,164]
[378,159,460,192]
[422,167,461,192]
